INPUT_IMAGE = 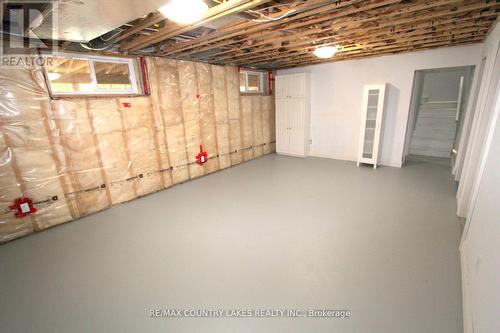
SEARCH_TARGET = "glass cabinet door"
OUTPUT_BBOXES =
[363,89,380,159]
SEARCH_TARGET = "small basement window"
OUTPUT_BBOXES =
[44,53,141,96]
[239,69,267,94]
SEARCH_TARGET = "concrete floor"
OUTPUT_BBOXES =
[0,154,463,333]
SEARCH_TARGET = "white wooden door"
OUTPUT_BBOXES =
[276,95,291,154]
[276,98,291,128]
[276,126,290,153]
[275,76,290,99]
[289,127,305,155]
[275,73,309,157]
[291,74,306,98]
[290,98,305,127]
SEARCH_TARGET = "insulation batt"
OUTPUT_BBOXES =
[0,58,275,244]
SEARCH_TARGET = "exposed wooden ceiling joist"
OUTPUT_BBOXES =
[280,36,485,68]
[59,0,500,69]
[218,8,498,63]
[209,1,497,63]
[113,13,165,44]
[228,20,493,66]
[176,0,420,59]
[250,29,488,67]
[120,0,272,52]
[160,0,353,56]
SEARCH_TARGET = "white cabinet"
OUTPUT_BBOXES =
[357,84,388,169]
[275,76,290,99]
[275,73,310,157]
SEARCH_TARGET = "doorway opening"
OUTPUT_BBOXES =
[403,66,475,168]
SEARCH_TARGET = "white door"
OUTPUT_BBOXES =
[275,73,309,157]
[290,98,305,128]
[452,76,465,169]
[276,98,291,127]
[275,76,290,99]
[289,127,305,155]
[291,74,306,98]
[276,97,291,154]
[276,127,290,153]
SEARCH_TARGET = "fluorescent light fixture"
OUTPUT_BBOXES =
[48,73,61,81]
[159,0,208,25]
[313,46,338,59]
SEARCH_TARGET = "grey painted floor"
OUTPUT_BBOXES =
[0,154,463,333]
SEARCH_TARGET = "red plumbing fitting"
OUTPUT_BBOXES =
[9,197,37,218]
[196,145,208,166]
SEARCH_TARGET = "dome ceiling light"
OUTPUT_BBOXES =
[159,0,209,25]
[313,46,338,59]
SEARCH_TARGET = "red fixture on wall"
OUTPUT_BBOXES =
[196,145,208,165]
[10,197,37,218]
[139,57,150,95]
[268,71,273,95]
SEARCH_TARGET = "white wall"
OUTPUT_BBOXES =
[278,45,482,167]
[460,20,500,333]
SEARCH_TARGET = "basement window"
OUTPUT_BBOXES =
[44,53,140,96]
[239,69,267,94]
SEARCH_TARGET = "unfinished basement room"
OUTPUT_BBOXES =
[1,0,499,332]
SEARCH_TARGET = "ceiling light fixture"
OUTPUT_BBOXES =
[159,0,209,25]
[313,46,338,59]
[47,73,61,81]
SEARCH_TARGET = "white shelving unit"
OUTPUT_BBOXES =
[357,83,388,169]
[275,73,311,157]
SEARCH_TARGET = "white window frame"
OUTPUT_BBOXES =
[44,52,139,96]
[240,69,266,94]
